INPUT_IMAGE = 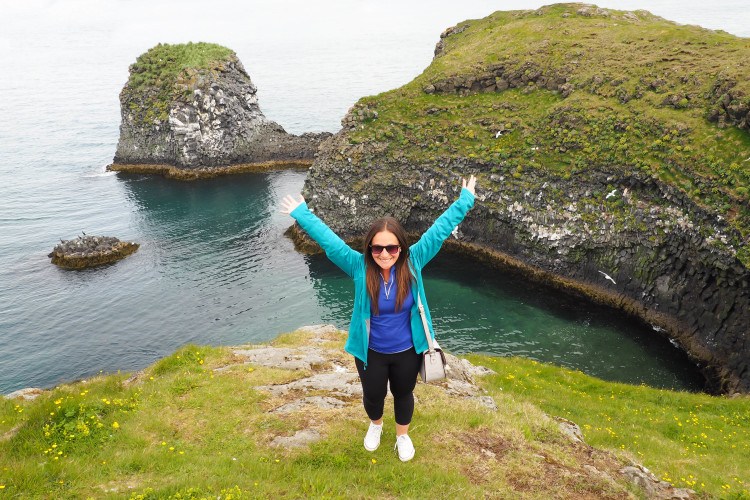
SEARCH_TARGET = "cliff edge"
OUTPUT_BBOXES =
[110,42,330,174]
[296,4,750,393]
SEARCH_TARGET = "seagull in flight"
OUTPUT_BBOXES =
[605,189,617,199]
[598,271,616,284]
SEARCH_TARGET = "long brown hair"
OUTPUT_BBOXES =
[363,217,412,316]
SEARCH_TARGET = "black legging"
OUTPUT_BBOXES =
[354,347,422,425]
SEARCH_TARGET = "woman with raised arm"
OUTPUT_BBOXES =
[280,175,476,462]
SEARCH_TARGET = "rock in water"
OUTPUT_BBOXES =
[49,235,139,269]
[110,42,329,173]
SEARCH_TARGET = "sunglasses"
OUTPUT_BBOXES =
[369,244,400,255]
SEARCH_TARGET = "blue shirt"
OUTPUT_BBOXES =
[369,272,415,354]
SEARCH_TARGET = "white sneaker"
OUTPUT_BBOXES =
[364,422,382,451]
[395,434,415,462]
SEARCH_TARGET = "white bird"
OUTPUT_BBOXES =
[451,227,460,239]
[495,131,503,138]
[605,189,617,199]
[598,271,616,285]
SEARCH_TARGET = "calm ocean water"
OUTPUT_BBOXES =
[1,1,747,395]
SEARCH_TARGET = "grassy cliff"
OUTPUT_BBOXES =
[1,329,748,498]
[344,3,750,264]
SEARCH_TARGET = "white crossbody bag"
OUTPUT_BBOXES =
[417,295,448,383]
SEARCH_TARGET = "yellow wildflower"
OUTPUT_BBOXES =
[112,422,120,430]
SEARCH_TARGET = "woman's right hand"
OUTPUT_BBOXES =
[280,194,305,215]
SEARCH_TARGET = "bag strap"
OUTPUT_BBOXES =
[417,294,435,352]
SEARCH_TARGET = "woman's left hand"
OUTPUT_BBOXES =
[462,175,477,196]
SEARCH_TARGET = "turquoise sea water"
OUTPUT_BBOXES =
[2,0,747,394]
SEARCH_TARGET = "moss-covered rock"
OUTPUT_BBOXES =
[298,4,750,393]
[111,42,330,172]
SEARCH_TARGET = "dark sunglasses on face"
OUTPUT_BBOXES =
[369,244,400,255]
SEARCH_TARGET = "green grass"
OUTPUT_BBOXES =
[123,42,235,125]
[471,354,750,497]
[342,3,750,265]
[127,42,234,91]
[2,331,749,498]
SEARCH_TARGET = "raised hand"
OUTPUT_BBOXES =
[462,174,477,196]
[280,194,305,215]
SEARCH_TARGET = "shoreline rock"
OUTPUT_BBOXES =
[110,42,331,173]
[49,235,139,269]
[107,159,312,180]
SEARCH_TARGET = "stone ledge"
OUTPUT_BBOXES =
[107,159,312,180]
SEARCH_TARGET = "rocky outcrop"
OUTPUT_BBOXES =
[110,43,330,173]
[293,5,750,393]
[49,235,139,269]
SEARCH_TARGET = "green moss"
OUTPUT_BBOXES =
[123,42,235,126]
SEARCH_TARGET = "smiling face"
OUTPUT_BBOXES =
[370,230,401,272]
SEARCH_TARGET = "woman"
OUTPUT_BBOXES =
[280,175,476,462]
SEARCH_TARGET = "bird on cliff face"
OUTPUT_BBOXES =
[598,271,616,284]
[605,189,617,199]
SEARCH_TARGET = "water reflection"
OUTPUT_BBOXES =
[115,171,325,347]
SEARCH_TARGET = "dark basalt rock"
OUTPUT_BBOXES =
[49,235,139,269]
[110,43,331,173]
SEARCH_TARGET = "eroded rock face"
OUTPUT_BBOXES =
[112,45,330,169]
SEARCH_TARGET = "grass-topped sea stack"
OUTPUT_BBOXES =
[110,42,330,178]
[295,4,750,393]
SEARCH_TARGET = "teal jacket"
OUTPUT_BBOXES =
[290,188,475,365]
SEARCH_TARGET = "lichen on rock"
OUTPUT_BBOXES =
[110,42,330,174]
